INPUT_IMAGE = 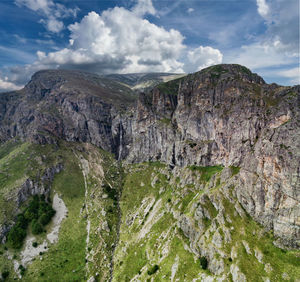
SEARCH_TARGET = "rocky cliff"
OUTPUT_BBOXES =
[0,64,299,280]
[1,64,298,247]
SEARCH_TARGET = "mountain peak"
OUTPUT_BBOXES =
[198,64,265,84]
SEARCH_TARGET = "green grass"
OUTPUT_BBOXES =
[222,196,300,281]
[189,165,224,182]
[1,145,299,282]
[23,144,86,281]
[230,166,240,176]
[0,142,30,191]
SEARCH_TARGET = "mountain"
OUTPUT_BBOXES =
[103,73,186,91]
[0,64,299,281]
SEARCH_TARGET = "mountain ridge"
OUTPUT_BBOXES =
[0,64,299,281]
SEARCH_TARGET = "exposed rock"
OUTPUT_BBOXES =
[0,64,299,247]
[230,264,246,282]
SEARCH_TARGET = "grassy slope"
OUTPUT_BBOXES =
[113,163,300,281]
[0,140,299,281]
[24,145,86,281]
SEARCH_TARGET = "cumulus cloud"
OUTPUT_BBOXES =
[185,46,223,73]
[15,0,78,33]
[4,0,223,88]
[132,0,156,16]
[0,76,22,92]
[36,8,186,74]
[187,8,194,14]
[256,0,269,17]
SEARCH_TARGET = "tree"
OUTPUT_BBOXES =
[200,256,208,270]
[7,226,26,249]
[31,220,43,235]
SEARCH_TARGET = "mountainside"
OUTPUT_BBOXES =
[0,64,299,281]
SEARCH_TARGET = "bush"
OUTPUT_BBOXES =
[7,226,26,249]
[7,195,55,249]
[2,271,9,279]
[15,214,28,229]
[32,242,38,248]
[39,212,52,226]
[147,264,159,275]
[31,220,43,235]
[200,257,208,270]
[24,209,37,221]
[18,265,26,276]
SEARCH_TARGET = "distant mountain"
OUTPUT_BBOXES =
[103,72,186,91]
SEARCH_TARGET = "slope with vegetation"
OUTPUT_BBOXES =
[0,64,299,281]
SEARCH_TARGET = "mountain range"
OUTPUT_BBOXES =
[0,64,299,281]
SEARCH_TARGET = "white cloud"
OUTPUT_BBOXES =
[229,42,297,69]
[256,0,298,53]
[132,0,156,16]
[34,8,186,74]
[5,0,223,86]
[0,76,22,92]
[225,0,299,85]
[256,0,269,17]
[276,67,300,84]
[185,46,223,73]
[187,8,194,14]
[15,0,78,33]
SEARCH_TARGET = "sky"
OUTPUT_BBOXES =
[0,0,299,92]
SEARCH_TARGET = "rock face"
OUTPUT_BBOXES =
[0,64,299,247]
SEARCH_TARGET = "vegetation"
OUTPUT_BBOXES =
[200,257,208,270]
[147,264,159,275]
[189,165,224,182]
[1,141,299,281]
[7,195,55,248]
[230,166,240,176]
[1,271,9,280]
[156,77,181,95]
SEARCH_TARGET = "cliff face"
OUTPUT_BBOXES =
[0,64,299,248]
[125,65,300,247]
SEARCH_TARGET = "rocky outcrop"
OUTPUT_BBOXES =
[0,164,63,243]
[0,64,299,247]
[15,164,63,205]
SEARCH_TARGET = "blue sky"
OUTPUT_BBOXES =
[0,0,298,91]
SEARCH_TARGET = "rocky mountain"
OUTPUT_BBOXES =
[0,64,299,281]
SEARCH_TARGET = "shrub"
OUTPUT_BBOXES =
[32,242,38,248]
[18,265,26,276]
[147,264,159,275]
[24,209,37,221]
[31,220,43,235]
[2,271,9,279]
[200,257,208,270]
[7,195,55,249]
[7,226,26,249]
[15,214,28,229]
[39,210,54,226]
